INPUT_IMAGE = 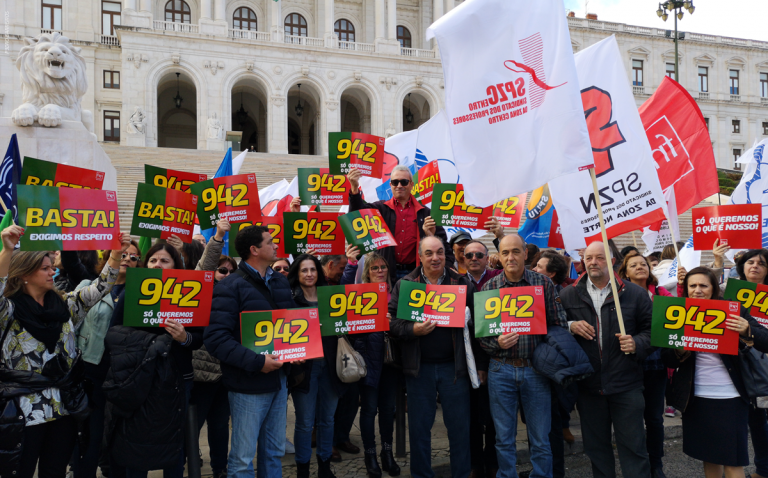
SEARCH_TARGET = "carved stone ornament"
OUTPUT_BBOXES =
[271,95,286,106]
[301,66,310,77]
[354,71,362,81]
[274,65,283,75]
[326,100,339,111]
[128,106,146,134]
[415,76,424,87]
[204,60,224,75]
[246,61,254,71]
[127,52,148,68]
[172,54,181,65]
[327,70,336,79]
[379,77,397,90]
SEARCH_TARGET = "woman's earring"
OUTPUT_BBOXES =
[24,281,28,284]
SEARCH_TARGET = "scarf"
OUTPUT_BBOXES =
[12,290,71,353]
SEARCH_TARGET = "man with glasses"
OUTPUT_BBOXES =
[347,165,454,281]
[464,240,502,292]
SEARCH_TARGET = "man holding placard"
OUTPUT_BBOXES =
[389,235,477,478]
[476,234,567,478]
[204,225,297,478]
[559,241,653,478]
[348,165,454,282]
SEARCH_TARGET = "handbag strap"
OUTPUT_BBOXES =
[0,317,15,371]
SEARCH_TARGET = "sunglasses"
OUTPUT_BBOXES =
[121,253,139,262]
[370,265,389,272]
[217,267,233,275]
[273,266,289,272]
[390,179,411,187]
[465,252,486,260]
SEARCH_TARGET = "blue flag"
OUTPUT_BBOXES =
[0,134,22,224]
[202,148,233,253]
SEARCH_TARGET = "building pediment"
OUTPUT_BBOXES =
[694,53,716,67]
[726,56,746,70]
[757,60,768,70]
[627,46,651,58]
[571,39,580,52]
[661,49,683,61]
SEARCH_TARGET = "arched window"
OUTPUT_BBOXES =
[397,26,411,48]
[233,7,257,31]
[284,13,307,37]
[334,19,355,42]
[165,0,190,23]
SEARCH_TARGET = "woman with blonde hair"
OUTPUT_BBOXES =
[0,225,129,478]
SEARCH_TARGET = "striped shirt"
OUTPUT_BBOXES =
[478,268,568,359]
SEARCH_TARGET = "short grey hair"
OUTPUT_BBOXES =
[391,165,411,176]
[418,236,444,256]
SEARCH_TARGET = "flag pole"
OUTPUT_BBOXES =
[589,168,627,340]
[631,230,638,248]
[0,197,15,226]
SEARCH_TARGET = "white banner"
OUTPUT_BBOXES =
[657,235,701,290]
[426,0,593,207]
[641,188,680,254]
[415,110,460,184]
[728,139,768,248]
[549,36,668,250]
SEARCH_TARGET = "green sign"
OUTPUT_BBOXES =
[317,283,390,336]
[338,208,397,255]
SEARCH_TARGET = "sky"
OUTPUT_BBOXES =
[562,0,768,42]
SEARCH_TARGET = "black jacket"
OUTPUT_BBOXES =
[110,290,204,381]
[204,263,296,395]
[103,326,185,470]
[349,192,454,282]
[388,267,481,378]
[559,274,653,395]
[662,306,768,412]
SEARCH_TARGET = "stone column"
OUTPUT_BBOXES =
[432,0,443,49]
[268,95,288,154]
[200,0,212,19]
[123,0,152,27]
[324,0,337,47]
[444,0,453,14]
[214,0,225,21]
[139,0,151,12]
[362,114,372,135]
[374,0,385,40]
[387,0,396,41]
[123,0,137,12]
[271,0,283,42]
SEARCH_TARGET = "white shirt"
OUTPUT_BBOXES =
[694,353,740,399]
[568,277,611,352]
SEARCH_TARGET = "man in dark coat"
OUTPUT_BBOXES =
[559,241,653,478]
[204,225,297,478]
[388,236,478,478]
[347,164,454,282]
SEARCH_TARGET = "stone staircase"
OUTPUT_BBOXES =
[102,144,724,265]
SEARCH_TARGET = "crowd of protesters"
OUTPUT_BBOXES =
[1,164,768,478]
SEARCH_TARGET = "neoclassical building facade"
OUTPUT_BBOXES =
[1,2,767,168]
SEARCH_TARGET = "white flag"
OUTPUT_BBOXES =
[641,188,680,254]
[657,235,701,291]
[549,36,668,250]
[426,0,593,207]
[728,140,768,248]
[415,110,460,184]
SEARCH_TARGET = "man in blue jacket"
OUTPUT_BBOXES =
[204,225,296,478]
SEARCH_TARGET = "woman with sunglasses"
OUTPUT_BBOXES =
[339,246,401,477]
[271,258,291,278]
[214,256,238,281]
[71,242,142,478]
[288,254,349,478]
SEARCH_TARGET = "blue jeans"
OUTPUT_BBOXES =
[192,381,231,473]
[750,407,768,476]
[488,360,552,478]
[228,372,288,478]
[405,361,471,478]
[293,359,339,463]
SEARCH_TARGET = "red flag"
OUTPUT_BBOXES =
[639,77,719,215]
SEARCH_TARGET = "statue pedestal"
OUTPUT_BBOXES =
[0,118,118,192]
[125,132,146,147]
[206,138,227,151]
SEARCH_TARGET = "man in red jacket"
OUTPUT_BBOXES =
[347,165,454,281]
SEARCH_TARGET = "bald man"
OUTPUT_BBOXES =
[559,241,653,478]
[477,234,568,478]
[389,235,478,478]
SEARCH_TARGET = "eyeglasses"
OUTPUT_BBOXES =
[390,179,411,187]
[370,265,389,272]
[465,252,486,260]
[216,267,232,275]
[273,266,289,272]
[121,253,139,262]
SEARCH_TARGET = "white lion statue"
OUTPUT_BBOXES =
[11,32,93,132]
